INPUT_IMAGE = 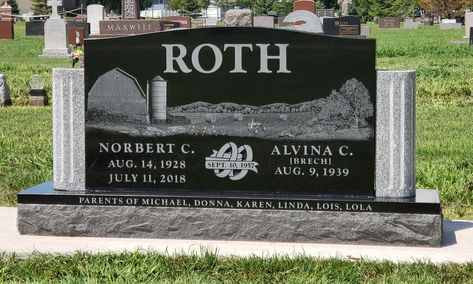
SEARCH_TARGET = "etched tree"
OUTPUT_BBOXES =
[339,78,373,128]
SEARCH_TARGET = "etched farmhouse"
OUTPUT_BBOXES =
[87,68,168,124]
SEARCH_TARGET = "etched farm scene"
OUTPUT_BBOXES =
[86,68,374,140]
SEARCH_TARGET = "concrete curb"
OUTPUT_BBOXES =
[2,207,473,263]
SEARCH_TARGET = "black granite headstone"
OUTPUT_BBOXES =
[25,21,45,36]
[84,27,376,197]
[323,16,361,35]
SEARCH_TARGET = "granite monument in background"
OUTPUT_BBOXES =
[465,12,473,39]
[224,9,253,27]
[0,74,12,106]
[379,17,400,28]
[253,16,274,28]
[323,16,360,35]
[0,2,14,40]
[87,4,104,35]
[42,0,68,57]
[404,18,419,29]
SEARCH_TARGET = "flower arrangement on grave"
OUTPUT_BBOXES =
[68,45,84,68]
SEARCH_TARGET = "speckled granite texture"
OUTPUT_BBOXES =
[376,71,416,198]
[53,69,85,191]
[17,204,442,247]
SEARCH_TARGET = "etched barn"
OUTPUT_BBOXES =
[87,68,150,124]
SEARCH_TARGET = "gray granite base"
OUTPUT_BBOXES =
[17,203,442,247]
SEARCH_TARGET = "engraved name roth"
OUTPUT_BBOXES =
[163,43,291,74]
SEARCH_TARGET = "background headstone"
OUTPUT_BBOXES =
[224,9,253,27]
[439,21,461,30]
[267,10,278,25]
[316,9,335,18]
[0,2,14,40]
[0,74,12,106]
[323,15,360,35]
[360,25,370,36]
[66,21,90,38]
[204,17,218,26]
[42,0,68,57]
[422,16,433,26]
[442,18,456,24]
[283,10,323,33]
[29,75,48,106]
[404,18,419,29]
[278,16,290,27]
[122,0,139,20]
[87,4,104,35]
[470,27,473,46]
[293,0,315,14]
[162,20,181,30]
[26,20,45,36]
[67,27,85,45]
[191,18,204,27]
[99,20,164,35]
[253,16,274,28]
[161,16,191,28]
[378,17,401,28]
[465,12,473,39]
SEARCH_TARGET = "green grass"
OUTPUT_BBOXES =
[0,22,69,105]
[372,24,473,106]
[0,252,472,283]
[0,107,52,205]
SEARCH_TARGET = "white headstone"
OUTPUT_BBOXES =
[47,0,62,20]
[465,12,473,39]
[440,22,462,30]
[282,10,323,33]
[441,18,456,24]
[42,0,68,57]
[403,18,419,29]
[205,17,218,26]
[87,4,105,35]
[253,16,274,28]
[360,25,370,36]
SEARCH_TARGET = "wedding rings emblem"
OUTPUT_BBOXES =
[205,142,259,181]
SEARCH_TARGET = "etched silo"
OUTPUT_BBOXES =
[150,75,167,122]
